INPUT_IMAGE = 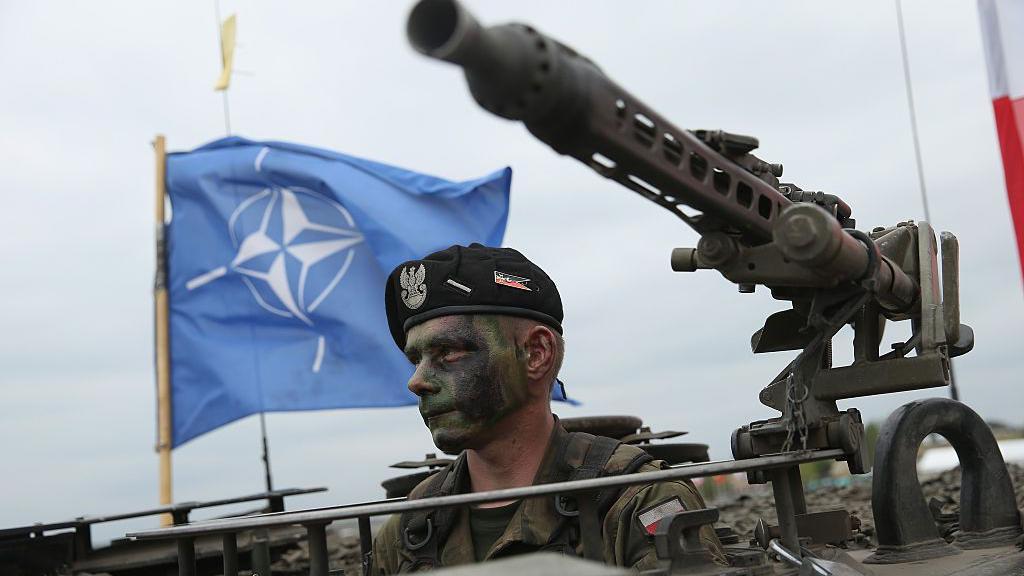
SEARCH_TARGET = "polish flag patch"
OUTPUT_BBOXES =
[494,270,532,291]
[637,497,685,536]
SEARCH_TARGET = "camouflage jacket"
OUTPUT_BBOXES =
[370,423,724,573]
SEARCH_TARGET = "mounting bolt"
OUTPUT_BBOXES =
[697,232,737,266]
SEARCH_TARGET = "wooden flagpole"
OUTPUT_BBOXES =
[153,134,174,525]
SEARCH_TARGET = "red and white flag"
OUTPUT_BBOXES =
[979,0,1024,278]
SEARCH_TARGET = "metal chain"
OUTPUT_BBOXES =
[778,288,873,454]
[781,372,810,452]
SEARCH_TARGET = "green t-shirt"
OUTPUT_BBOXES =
[468,502,520,561]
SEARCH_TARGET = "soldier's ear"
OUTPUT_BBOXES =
[522,324,557,386]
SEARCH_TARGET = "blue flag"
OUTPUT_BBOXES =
[165,137,516,446]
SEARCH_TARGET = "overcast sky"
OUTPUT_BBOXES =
[1,0,1021,545]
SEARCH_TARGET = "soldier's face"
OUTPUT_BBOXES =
[404,315,530,454]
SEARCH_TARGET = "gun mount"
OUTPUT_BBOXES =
[407,0,971,473]
[405,0,1019,573]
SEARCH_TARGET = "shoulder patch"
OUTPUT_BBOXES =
[636,496,685,535]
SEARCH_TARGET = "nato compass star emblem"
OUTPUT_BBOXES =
[185,149,364,373]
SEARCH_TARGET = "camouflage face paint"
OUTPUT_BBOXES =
[404,315,530,454]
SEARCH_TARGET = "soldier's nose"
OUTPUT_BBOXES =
[407,366,436,396]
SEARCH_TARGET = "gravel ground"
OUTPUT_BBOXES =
[272,463,1024,575]
[715,463,1024,543]
[271,525,363,575]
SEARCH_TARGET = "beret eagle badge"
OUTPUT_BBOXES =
[400,264,427,310]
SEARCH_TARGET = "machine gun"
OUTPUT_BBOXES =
[407,0,1023,572]
[407,0,971,471]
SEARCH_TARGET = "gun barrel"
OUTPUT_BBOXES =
[408,0,919,311]
[407,0,492,69]
[407,0,792,245]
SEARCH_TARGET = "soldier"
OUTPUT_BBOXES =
[371,243,724,573]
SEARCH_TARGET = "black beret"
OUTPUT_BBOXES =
[385,243,563,348]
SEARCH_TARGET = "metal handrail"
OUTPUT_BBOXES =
[130,450,839,539]
[126,450,844,576]
[0,485,327,564]
[0,486,327,539]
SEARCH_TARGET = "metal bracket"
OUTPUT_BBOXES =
[653,508,719,571]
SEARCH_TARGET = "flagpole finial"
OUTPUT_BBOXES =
[215,14,237,92]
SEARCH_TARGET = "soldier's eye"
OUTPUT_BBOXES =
[441,349,466,363]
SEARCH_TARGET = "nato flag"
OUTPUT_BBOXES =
[165,137,512,447]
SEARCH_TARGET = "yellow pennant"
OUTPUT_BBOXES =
[214,14,237,91]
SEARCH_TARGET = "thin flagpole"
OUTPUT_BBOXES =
[221,86,232,135]
[211,0,273,497]
[153,134,174,525]
[895,0,932,224]
[260,412,274,493]
[894,0,959,401]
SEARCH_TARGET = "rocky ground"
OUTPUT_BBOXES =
[269,464,1024,575]
[271,525,363,575]
[714,463,1024,543]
